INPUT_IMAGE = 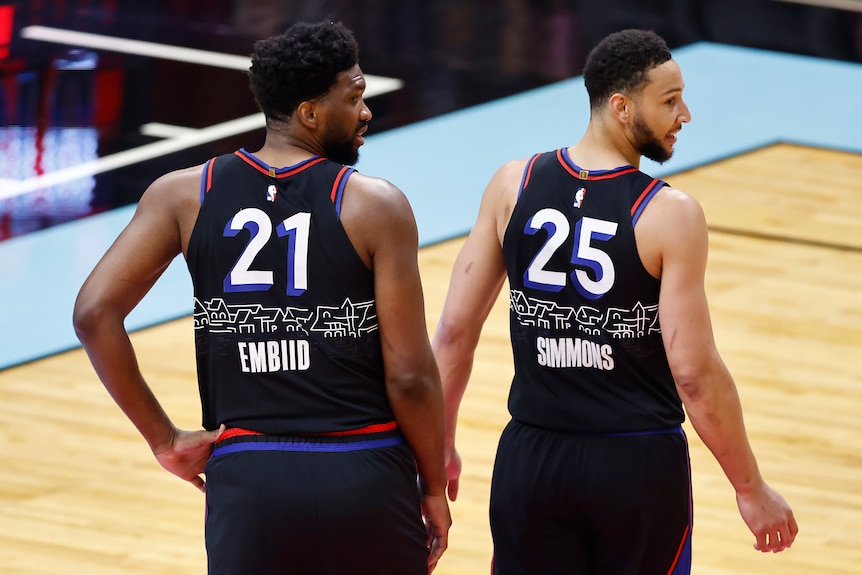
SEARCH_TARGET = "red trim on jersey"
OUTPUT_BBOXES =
[331,165,351,203]
[217,428,263,442]
[521,153,541,190]
[556,148,639,180]
[234,150,327,177]
[307,421,398,437]
[215,421,398,443]
[204,157,215,193]
[585,167,639,180]
[630,178,662,217]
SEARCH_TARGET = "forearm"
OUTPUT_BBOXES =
[387,371,447,495]
[679,367,763,494]
[76,315,175,452]
[432,317,482,447]
[434,345,473,449]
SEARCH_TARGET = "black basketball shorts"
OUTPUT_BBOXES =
[204,426,429,575]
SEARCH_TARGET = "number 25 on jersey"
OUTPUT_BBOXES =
[523,209,618,300]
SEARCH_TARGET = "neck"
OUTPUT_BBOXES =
[248,129,323,167]
[568,115,641,170]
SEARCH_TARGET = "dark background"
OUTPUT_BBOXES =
[1,0,860,240]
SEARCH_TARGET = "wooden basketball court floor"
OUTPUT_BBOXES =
[0,142,860,574]
[2,33,862,575]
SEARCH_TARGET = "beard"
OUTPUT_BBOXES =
[322,138,359,166]
[321,121,368,166]
[632,115,673,164]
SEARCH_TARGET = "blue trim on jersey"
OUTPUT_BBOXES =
[559,147,634,176]
[333,167,355,216]
[631,180,666,227]
[200,158,212,205]
[211,435,403,457]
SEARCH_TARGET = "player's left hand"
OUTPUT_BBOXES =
[736,482,798,553]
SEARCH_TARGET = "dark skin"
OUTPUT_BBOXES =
[74,63,451,570]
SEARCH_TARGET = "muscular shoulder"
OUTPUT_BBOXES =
[135,164,206,250]
[141,164,204,204]
[635,185,708,277]
[648,186,706,236]
[479,157,532,240]
[339,172,418,266]
[488,157,530,195]
[343,171,409,210]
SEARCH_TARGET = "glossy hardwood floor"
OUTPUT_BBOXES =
[1,143,860,574]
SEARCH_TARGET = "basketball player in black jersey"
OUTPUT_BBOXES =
[432,29,797,574]
[74,21,450,575]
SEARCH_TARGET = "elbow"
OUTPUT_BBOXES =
[386,370,437,404]
[671,356,731,405]
[673,372,706,403]
[433,316,479,355]
[72,297,97,343]
[72,293,112,344]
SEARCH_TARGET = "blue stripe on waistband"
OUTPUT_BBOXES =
[211,435,403,457]
[602,425,684,437]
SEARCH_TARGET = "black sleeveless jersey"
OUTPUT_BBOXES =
[186,149,391,435]
[502,148,685,434]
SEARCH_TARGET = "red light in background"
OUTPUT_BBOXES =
[0,5,13,60]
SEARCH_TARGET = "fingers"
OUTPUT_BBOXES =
[190,475,206,493]
[447,477,459,501]
[754,516,798,553]
[427,542,445,572]
[210,423,226,443]
[426,528,448,573]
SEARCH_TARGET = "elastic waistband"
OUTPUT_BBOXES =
[600,424,684,437]
[513,419,684,438]
[212,421,403,457]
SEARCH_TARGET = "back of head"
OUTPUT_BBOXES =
[583,29,671,110]
[248,20,359,122]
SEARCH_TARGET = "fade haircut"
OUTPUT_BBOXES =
[583,29,671,110]
[248,20,359,122]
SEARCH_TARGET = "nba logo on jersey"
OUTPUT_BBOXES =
[266,184,278,202]
[574,187,586,208]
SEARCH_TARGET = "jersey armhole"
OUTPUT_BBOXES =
[517,153,542,199]
[330,166,355,216]
[630,179,667,227]
[199,157,217,205]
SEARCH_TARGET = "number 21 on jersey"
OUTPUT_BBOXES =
[523,208,618,299]
[223,207,311,295]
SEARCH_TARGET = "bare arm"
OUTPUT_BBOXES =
[431,161,521,500]
[341,174,451,568]
[639,187,798,552]
[72,167,221,492]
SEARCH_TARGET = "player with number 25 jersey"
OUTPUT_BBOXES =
[504,147,685,435]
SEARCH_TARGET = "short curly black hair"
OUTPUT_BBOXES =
[248,21,359,122]
[583,29,671,110]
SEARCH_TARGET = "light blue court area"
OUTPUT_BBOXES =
[1,43,861,369]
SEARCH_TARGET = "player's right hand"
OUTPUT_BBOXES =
[153,424,224,492]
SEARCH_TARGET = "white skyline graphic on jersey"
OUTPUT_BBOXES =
[510,290,660,338]
[193,297,378,338]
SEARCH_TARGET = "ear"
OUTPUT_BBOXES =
[609,93,630,123]
[296,101,318,129]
